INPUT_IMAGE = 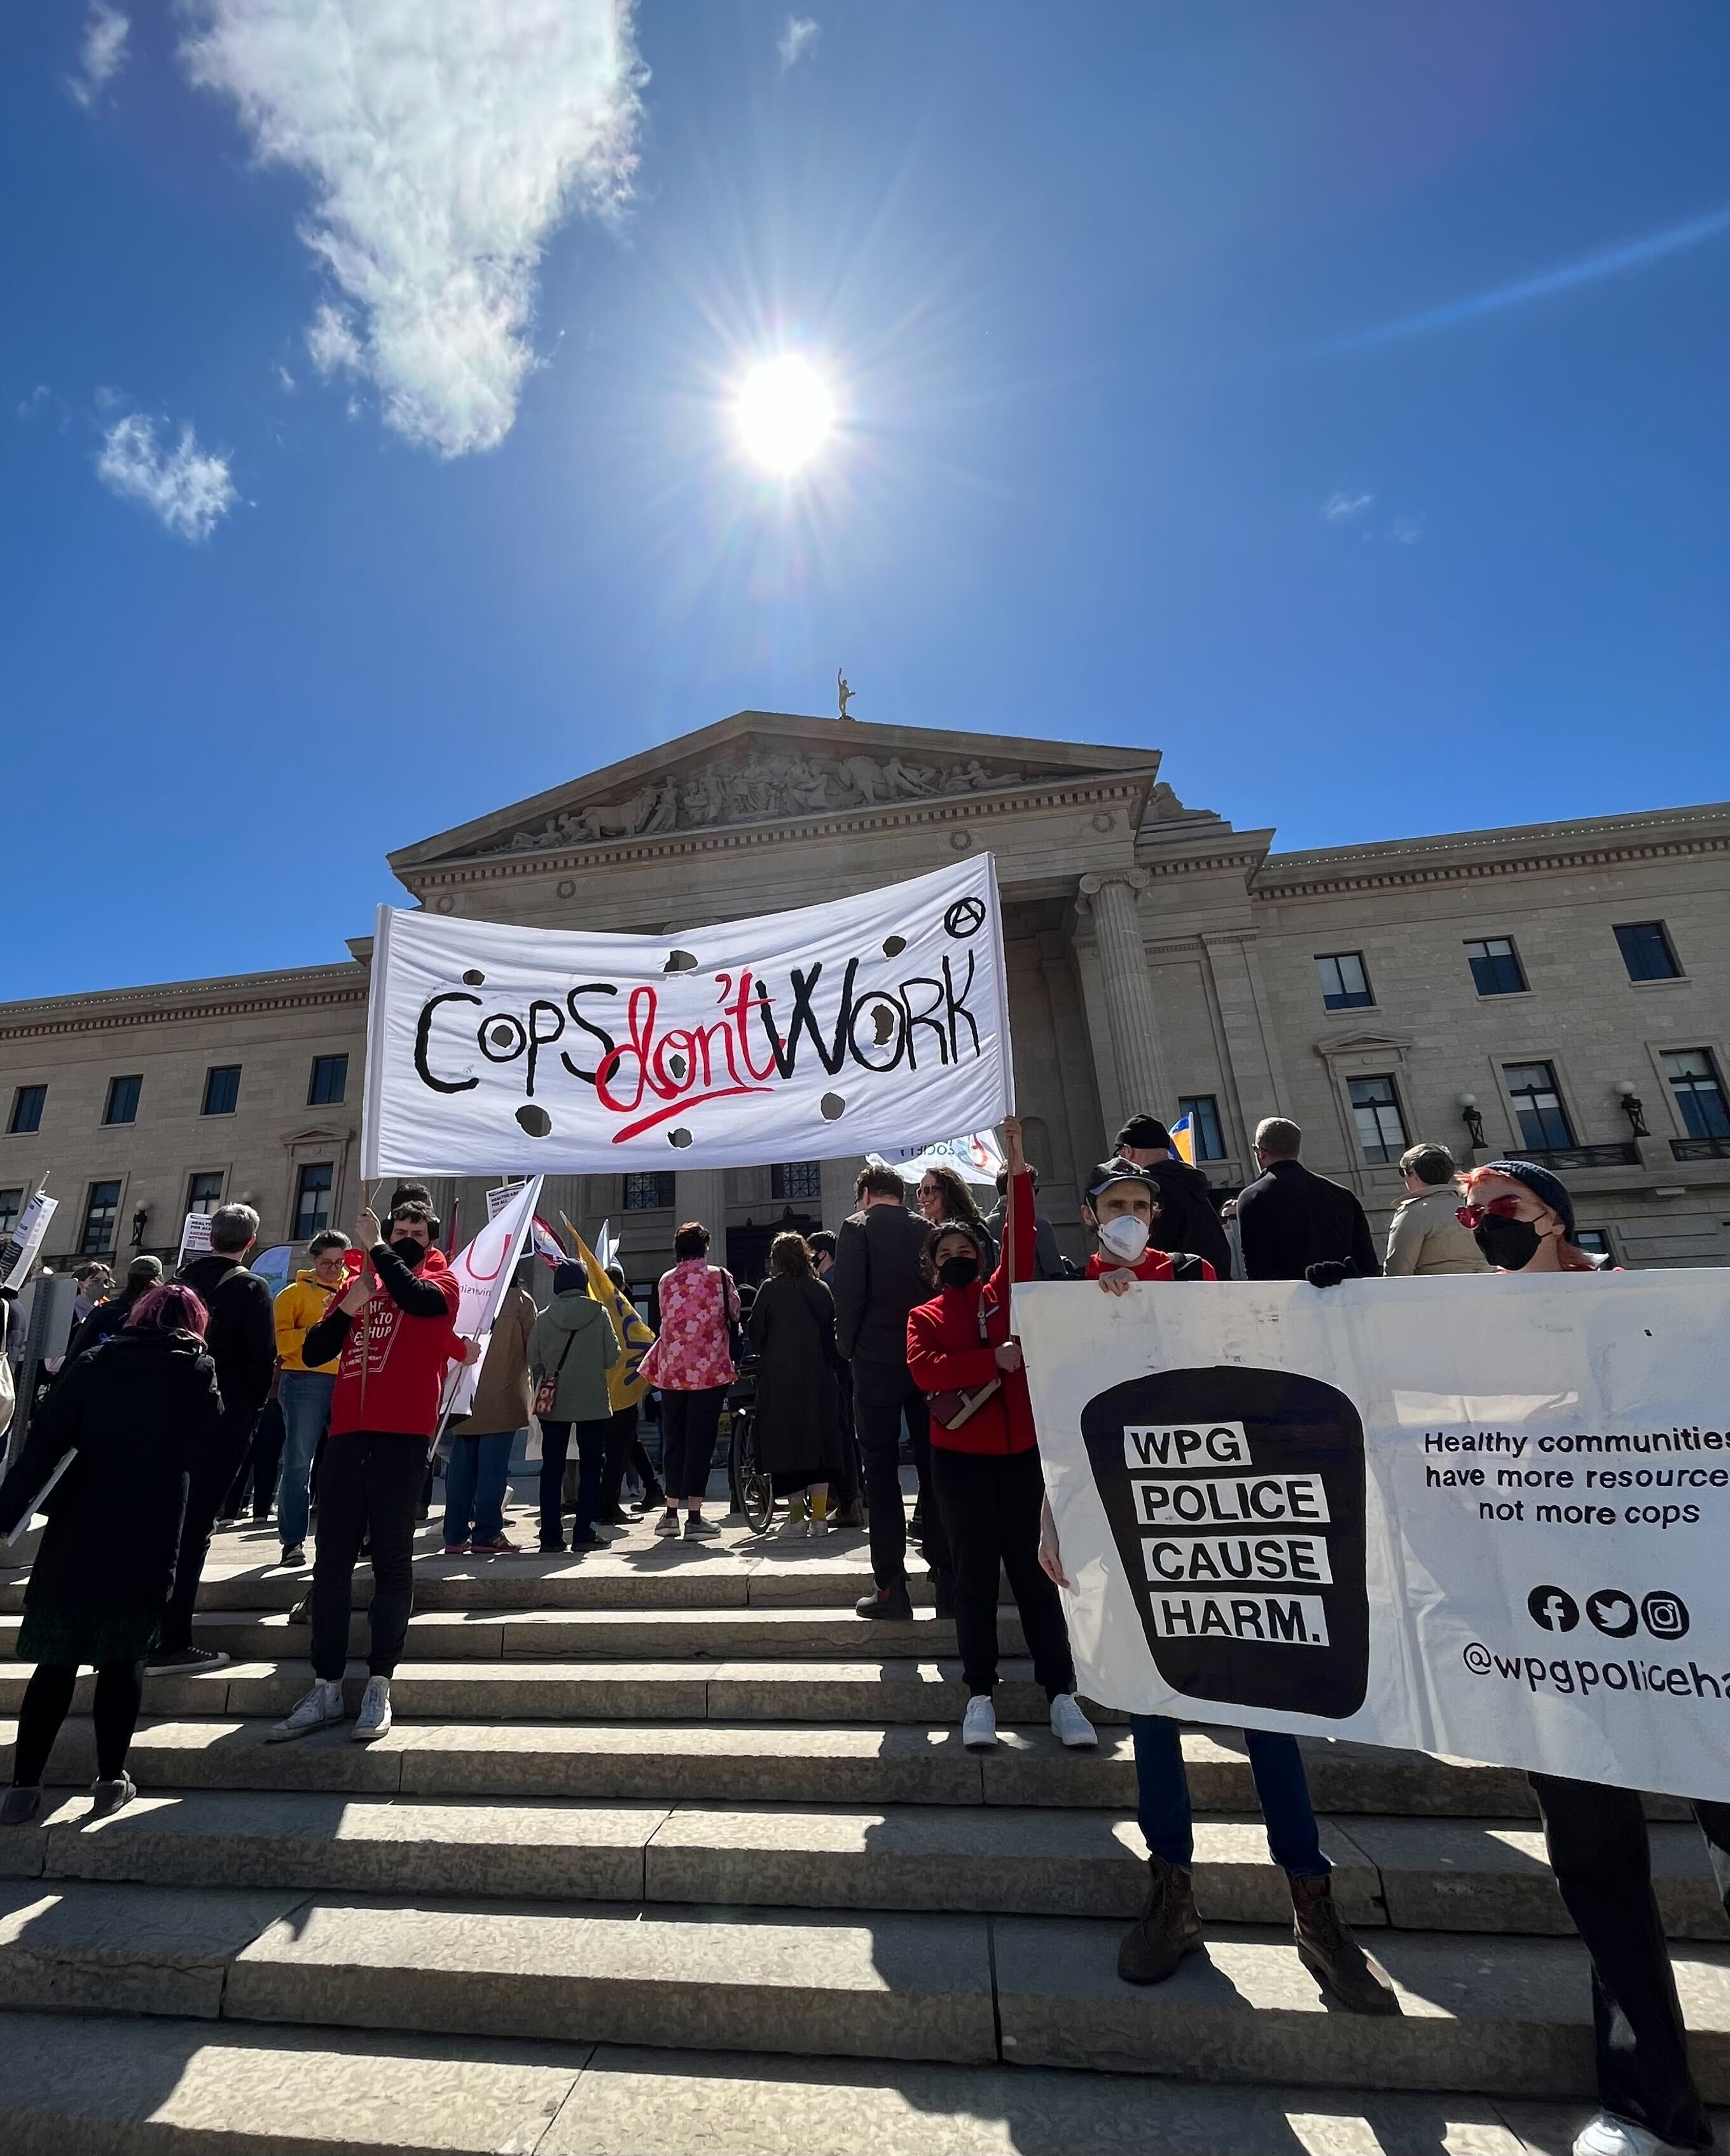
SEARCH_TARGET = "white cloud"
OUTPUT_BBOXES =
[67,3,130,108]
[305,302,363,377]
[1322,490,1373,522]
[275,363,296,392]
[778,15,820,69]
[96,412,238,541]
[179,1,644,458]
[1390,515,1422,545]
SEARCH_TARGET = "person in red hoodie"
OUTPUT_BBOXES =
[906,1115,1097,1756]
[268,1200,473,1746]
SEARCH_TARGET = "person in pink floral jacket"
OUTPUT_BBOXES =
[640,1221,740,1541]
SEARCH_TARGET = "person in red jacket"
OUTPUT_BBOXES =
[268,1199,474,1748]
[1081,1160,1219,1293]
[906,1115,1097,1756]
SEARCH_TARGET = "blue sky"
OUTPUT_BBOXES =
[6,1,1728,1001]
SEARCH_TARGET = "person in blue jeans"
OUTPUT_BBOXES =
[272,1232,351,1567]
[442,1268,536,1556]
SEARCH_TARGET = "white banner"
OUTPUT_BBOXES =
[1,1191,57,1292]
[360,859,1013,1177]
[439,1175,543,1419]
[1016,1270,1730,1800]
[869,1130,1005,1186]
[177,1210,215,1262]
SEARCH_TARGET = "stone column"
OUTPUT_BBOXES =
[673,1167,729,1239]
[1077,868,1166,1119]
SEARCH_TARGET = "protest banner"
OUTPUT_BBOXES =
[439,1175,544,1419]
[177,1210,215,1263]
[868,1129,1005,1186]
[1016,1268,1730,1799]
[360,858,1013,1177]
[0,1190,57,1292]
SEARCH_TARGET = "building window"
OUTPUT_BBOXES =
[1176,1095,1226,1161]
[771,1161,823,1202]
[8,1085,45,1136]
[1503,1061,1575,1152]
[1615,921,1680,982]
[1347,1075,1408,1164]
[0,1188,20,1239]
[1574,1229,1612,1262]
[1465,938,1526,997]
[202,1065,242,1116]
[1663,1050,1730,1141]
[308,1054,348,1106]
[623,1172,676,1211]
[103,1074,142,1125]
[1316,952,1373,1012]
[186,1172,224,1216]
[293,1162,334,1240]
[80,1181,122,1256]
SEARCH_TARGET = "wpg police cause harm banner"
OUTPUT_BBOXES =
[1016,1269,1730,1800]
[360,858,1013,1177]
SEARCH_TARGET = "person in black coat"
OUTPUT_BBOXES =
[1233,1117,1381,1282]
[61,1254,165,1370]
[1112,1116,1233,1279]
[747,1235,841,1536]
[0,1282,224,1826]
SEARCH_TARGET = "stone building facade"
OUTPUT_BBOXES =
[4,710,1727,1281]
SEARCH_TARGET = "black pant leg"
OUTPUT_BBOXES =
[1530,1773,1710,2150]
[12,1662,78,1787]
[363,1435,425,1678]
[854,1360,909,1587]
[309,1435,370,1683]
[600,1404,637,1513]
[91,1660,146,1781]
[160,1424,251,1653]
[660,1392,690,1501]
[682,1386,724,1504]
[997,1447,1075,1699]
[831,1363,859,1506]
[903,1381,951,1580]
[538,1421,572,1547]
[931,1447,1002,1695]
[249,1403,286,1522]
[631,1436,664,1505]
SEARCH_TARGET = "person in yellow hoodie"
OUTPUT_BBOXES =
[273,1231,351,1567]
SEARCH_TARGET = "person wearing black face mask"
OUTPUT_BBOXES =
[905,1116,1097,1756]
[1455,1161,1726,2156]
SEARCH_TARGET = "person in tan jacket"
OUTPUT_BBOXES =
[443,1262,537,1556]
[1383,1144,1489,1276]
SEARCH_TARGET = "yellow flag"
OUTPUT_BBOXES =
[1168,1113,1197,1167]
[574,1233,656,1410]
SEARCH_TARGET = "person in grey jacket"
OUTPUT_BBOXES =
[1384,1144,1488,1277]
[528,1264,623,1554]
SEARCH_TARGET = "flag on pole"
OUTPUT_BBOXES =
[866,1130,1006,1187]
[1167,1113,1197,1167]
[594,1219,618,1273]
[440,1176,544,1419]
[575,1232,656,1408]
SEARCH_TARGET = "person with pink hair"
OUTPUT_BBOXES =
[0,1282,223,1824]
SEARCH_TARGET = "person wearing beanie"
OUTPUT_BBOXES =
[528,1262,623,1554]
[61,1253,165,1368]
[1111,1114,1233,1278]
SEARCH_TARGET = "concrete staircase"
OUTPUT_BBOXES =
[3,1507,1729,2155]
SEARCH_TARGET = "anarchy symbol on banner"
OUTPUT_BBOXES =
[945,896,986,939]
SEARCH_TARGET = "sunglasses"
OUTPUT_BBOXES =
[1455,1195,1525,1230]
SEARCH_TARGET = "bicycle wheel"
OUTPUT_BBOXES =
[733,1409,775,1533]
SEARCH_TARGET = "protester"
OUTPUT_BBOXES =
[748,1232,841,1536]
[529,1261,623,1554]
[1051,1162,1398,2013]
[914,1164,996,1270]
[597,1260,664,1522]
[1233,1117,1380,1283]
[1111,1115,1233,1277]
[147,1204,277,1674]
[70,1260,113,1327]
[272,1230,351,1567]
[62,1253,163,1367]
[0,1283,223,1825]
[640,1224,738,1541]
[984,1164,1066,1280]
[268,1201,471,1744]
[444,1258,536,1556]
[221,1380,286,1528]
[1452,1158,1719,2156]
[1079,1162,1217,1290]
[807,1231,862,1528]
[1383,1143,1489,1276]
[832,1165,955,1618]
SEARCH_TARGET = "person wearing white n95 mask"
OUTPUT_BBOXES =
[1080,1162,1215,1293]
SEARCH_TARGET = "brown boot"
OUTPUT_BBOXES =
[1289,1872,1401,2015]
[1117,1854,1203,1984]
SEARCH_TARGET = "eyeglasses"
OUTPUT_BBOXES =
[1455,1196,1525,1230]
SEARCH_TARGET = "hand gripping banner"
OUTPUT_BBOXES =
[1016,1269,1730,1800]
[361,858,1013,1177]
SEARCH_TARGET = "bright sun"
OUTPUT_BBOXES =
[737,354,834,475]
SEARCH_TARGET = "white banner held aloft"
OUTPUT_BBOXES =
[177,1211,215,1263]
[1016,1269,1730,1800]
[360,858,1013,1178]
[868,1130,1006,1186]
[439,1175,544,1419]
[0,1190,57,1292]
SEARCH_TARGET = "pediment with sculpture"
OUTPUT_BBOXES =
[476,746,1069,854]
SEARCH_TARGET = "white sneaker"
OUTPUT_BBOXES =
[962,1695,997,1751]
[775,1505,810,1539]
[653,1509,682,1538]
[1049,1693,1098,1749]
[266,1680,345,1744]
[351,1675,392,1742]
[1573,2115,1700,2156]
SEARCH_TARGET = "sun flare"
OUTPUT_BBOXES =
[736,354,834,475]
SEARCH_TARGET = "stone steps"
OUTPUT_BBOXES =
[3,1877,1730,2097]
[0,2011,1659,2156]
[1,1786,1727,1935]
